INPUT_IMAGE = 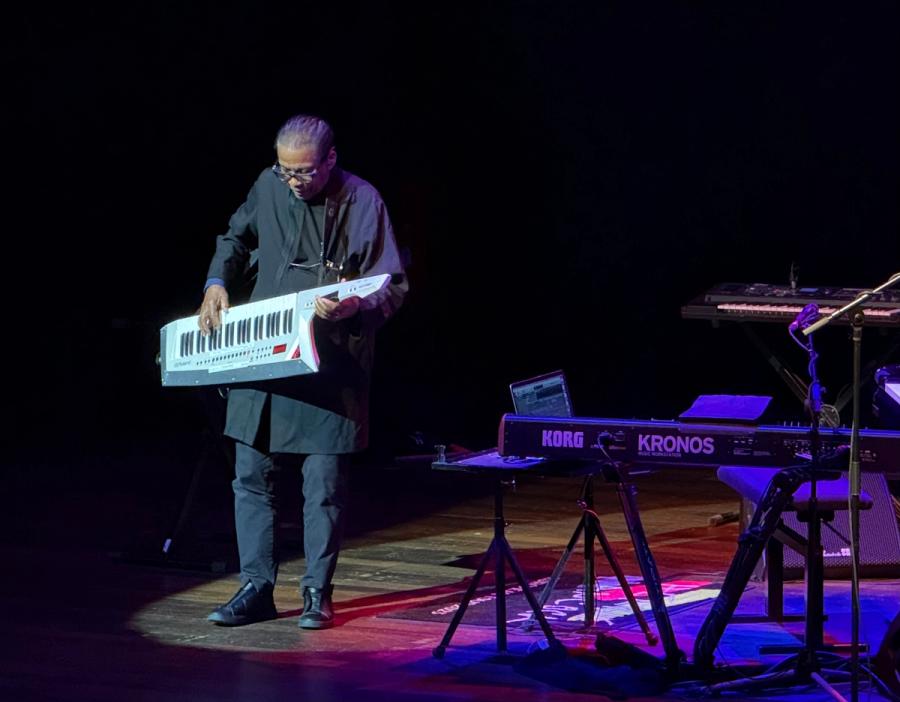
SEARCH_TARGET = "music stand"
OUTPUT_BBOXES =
[430,448,563,659]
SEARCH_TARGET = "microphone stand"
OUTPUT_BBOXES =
[792,316,840,696]
[803,270,900,702]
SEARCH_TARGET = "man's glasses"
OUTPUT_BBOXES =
[272,162,321,184]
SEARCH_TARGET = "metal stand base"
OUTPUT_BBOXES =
[432,481,562,659]
[707,656,852,698]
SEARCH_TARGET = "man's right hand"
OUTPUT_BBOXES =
[199,285,229,335]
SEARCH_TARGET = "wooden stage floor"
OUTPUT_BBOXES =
[3,442,899,702]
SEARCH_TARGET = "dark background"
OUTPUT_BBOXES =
[5,2,898,486]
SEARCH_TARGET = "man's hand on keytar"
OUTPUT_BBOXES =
[197,283,360,333]
[198,284,230,335]
[314,294,361,322]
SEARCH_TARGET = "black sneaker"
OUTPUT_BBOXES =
[298,585,334,629]
[207,582,277,626]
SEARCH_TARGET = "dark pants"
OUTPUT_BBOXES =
[233,441,349,592]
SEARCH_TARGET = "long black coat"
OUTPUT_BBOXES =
[206,167,407,453]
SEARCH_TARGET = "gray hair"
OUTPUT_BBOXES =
[275,114,335,159]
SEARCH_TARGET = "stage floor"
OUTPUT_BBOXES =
[3,443,898,702]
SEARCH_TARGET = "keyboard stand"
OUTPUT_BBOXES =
[520,473,658,648]
[712,321,898,424]
[738,323,811,407]
[600,462,684,672]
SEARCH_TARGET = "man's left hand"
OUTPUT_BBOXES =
[314,295,361,321]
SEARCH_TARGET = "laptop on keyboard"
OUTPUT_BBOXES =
[509,370,574,418]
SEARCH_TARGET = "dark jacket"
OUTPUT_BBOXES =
[206,167,407,453]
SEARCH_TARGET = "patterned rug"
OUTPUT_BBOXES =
[378,573,721,631]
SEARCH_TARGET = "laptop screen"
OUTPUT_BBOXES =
[509,370,574,417]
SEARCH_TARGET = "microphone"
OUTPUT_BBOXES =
[789,302,820,331]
